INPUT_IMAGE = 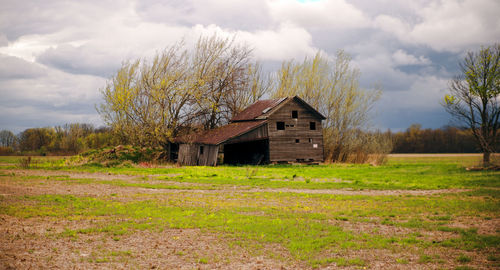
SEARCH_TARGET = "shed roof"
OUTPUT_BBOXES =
[176,120,267,145]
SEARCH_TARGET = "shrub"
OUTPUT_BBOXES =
[325,130,392,165]
[0,146,14,155]
[75,145,168,167]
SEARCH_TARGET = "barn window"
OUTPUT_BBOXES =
[291,110,298,119]
[295,139,300,143]
[277,121,285,130]
[310,122,316,130]
[309,138,313,143]
[199,146,204,155]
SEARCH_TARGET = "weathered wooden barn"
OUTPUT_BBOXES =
[176,96,325,166]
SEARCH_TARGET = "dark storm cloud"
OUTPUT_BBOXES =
[375,107,451,131]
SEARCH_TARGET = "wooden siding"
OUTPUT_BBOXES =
[178,144,219,166]
[267,99,324,162]
[225,123,268,144]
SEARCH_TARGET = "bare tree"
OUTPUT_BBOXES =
[444,44,500,166]
[190,35,268,129]
[98,42,192,151]
[97,34,269,156]
[224,62,273,119]
[272,51,382,162]
[0,130,16,148]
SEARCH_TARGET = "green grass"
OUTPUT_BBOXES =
[1,154,499,268]
[2,191,498,263]
[0,155,67,164]
[457,254,472,263]
[104,163,498,190]
[2,154,499,190]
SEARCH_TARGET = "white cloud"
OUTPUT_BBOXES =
[392,49,431,66]
[269,0,370,29]
[374,0,500,51]
[237,24,316,61]
[373,15,412,41]
[410,0,500,51]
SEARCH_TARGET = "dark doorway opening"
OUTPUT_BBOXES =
[169,143,179,161]
[224,139,269,165]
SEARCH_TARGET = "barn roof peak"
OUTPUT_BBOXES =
[231,96,325,122]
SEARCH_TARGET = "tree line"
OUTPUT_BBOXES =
[0,124,118,155]
[386,124,494,153]
[2,123,496,156]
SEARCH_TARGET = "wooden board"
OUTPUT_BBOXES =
[178,144,219,166]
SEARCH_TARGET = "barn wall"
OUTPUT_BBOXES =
[198,145,219,166]
[178,144,219,166]
[178,144,197,165]
[267,99,324,162]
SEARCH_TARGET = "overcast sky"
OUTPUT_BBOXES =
[1,0,499,133]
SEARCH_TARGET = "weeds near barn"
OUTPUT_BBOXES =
[17,156,34,168]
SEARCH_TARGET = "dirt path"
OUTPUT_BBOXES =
[388,153,485,157]
[3,169,143,181]
[243,187,471,196]
[0,169,472,197]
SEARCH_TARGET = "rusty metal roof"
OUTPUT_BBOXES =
[230,98,286,121]
[176,120,267,145]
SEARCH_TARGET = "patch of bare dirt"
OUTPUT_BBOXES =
[0,170,218,198]
[317,247,495,269]
[446,217,500,235]
[0,181,141,199]
[244,188,471,196]
[0,215,298,270]
[332,219,457,243]
[4,169,142,181]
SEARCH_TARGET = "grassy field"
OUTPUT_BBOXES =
[0,154,498,269]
